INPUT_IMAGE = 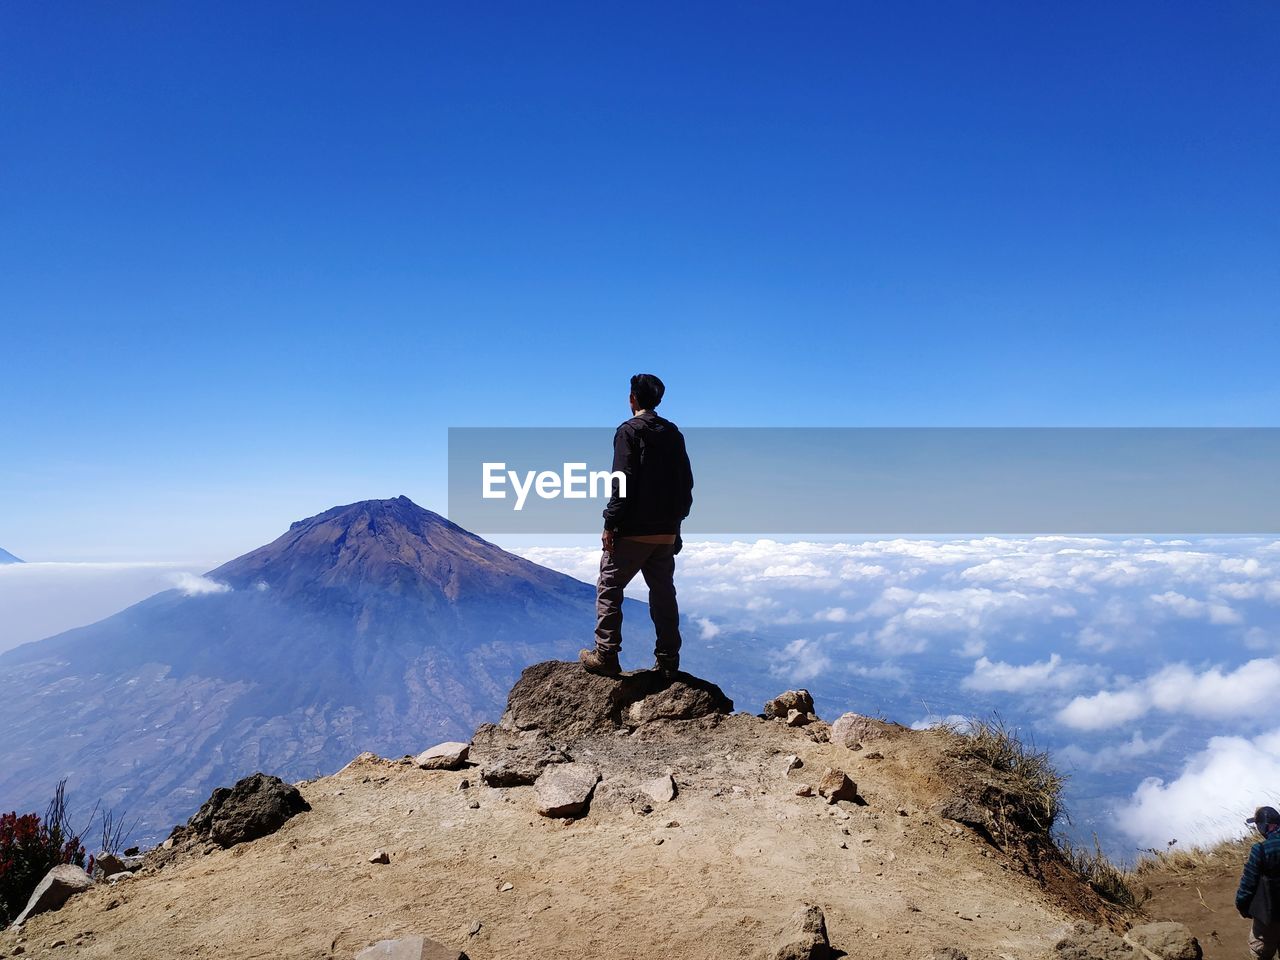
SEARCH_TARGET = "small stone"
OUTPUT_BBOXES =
[641,772,677,804]
[654,837,664,845]
[786,709,813,727]
[665,820,680,828]
[838,841,848,849]
[764,690,816,719]
[161,838,174,850]
[817,768,858,804]
[500,882,513,892]
[534,762,602,818]
[784,755,803,771]
[50,941,66,949]
[864,752,884,760]
[468,800,480,809]
[369,850,390,865]
[415,742,470,771]
[354,935,467,959]
[771,904,829,960]
[468,920,482,936]
[795,785,814,797]
[896,807,909,817]
[457,779,470,790]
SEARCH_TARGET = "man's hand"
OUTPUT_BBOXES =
[602,529,615,554]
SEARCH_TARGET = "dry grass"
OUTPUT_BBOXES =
[1132,835,1255,878]
[1058,833,1150,910]
[951,715,1066,831]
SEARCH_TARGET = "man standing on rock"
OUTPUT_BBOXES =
[580,373,693,680]
[1238,805,1280,959]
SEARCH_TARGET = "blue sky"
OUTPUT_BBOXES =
[3,2,1278,559]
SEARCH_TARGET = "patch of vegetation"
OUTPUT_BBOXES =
[0,781,89,928]
[951,714,1065,832]
[1058,833,1150,910]
[1132,835,1255,877]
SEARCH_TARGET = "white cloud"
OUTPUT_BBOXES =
[1116,728,1280,849]
[1058,729,1177,773]
[696,617,720,639]
[963,653,1091,693]
[770,638,831,684]
[0,561,217,653]
[170,573,232,596]
[1150,590,1241,625]
[1058,658,1280,730]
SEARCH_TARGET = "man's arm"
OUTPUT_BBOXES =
[1238,843,1263,917]
[677,431,694,519]
[602,423,637,534]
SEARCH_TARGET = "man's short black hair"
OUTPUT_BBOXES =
[630,373,665,409]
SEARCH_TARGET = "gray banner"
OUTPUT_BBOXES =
[447,427,1280,534]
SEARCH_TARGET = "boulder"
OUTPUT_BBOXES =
[764,690,815,719]
[12,864,94,926]
[92,852,126,879]
[354,935,468,960]
[935,796,989,831]
[534,762,602,818]
[830,712,905,748]
[626,682,734,727]
[415,742,470,771]
[470,724,572,787]
[186,772,311,848]
[1054,922,1138,960]
[1125,922,1201,960]
[499,660,732,741]
[817,768,858,803]
[771,904,831,960]
[641,772,677,804]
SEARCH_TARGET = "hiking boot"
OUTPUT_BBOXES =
[654,655,680,680]
[579,647,621,677]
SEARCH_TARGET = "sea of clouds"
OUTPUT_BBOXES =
[521,536,1280,857]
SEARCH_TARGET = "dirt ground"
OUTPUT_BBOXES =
[1138,840,1254,960]
[0,713,1104,960]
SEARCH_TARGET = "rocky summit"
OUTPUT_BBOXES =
[0,658,1209,960]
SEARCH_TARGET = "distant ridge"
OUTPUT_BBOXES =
[0,547,22,563]
[0,497,602,839]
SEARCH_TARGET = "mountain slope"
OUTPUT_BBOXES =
[0,547,21,563]
[0,663,1128,960]
[0,498,601,838]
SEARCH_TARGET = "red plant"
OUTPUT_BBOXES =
[0,782,88,928]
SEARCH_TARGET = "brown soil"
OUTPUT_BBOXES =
[0,712,1118,960]
[1135,840,1254,960]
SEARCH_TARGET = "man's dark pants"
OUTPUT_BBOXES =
[595,538,682,661]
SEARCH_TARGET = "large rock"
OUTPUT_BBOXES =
[355,935,468,960]
[186,772,311,848]
[499,660,732,742]
[1125,922,1201,960]
[764,690,815,719]
[12,864,94,926]
[830,712,905,748]
[470,724,572,787]
[771,904,831,960]
[415,742,470,770]
[534,762,602,818]
[1054,923,1138,960]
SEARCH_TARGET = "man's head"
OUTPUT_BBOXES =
[629,373,665,413]
[1248,806,1280,838]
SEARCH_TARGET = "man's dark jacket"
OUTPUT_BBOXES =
[602,411,694,537]
[1238,831,1280,923]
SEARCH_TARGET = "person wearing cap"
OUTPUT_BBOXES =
[1238,805,1280,958]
